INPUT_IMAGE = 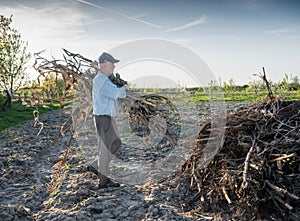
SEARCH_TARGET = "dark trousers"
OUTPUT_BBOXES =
[93,115,121,180]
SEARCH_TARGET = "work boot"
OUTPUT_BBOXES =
[98,179,120,188]
[87,165,99,176]
[98,174,120,188]
[106,179,121,188]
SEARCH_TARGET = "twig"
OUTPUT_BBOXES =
[270,153,296,162]
[126,92,156,107]
[188,191,201,204]
[222,186,232,204]
[253,67,274,100]
[194,213,214,220]
[274,195,293,210]
[249,163,260,171]
[266,180,299,200]
[33,107,44,136]
[241,134,256,189]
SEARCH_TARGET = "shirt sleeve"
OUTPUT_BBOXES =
[102,78,126,100]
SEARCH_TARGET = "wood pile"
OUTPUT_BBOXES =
[183,98,300,220]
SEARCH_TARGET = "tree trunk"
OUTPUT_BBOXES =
[2,90,12,111]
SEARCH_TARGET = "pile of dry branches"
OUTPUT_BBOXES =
[183,98,300,220]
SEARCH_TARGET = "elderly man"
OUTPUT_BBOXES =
[91,52,126,188]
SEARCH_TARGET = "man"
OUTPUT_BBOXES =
[91,52,126,188]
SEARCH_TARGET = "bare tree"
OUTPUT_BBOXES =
[0,15,31,111]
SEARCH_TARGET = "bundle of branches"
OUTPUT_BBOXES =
[122,93,181,147]
[183,98,300,220]
[33,49,181,146]
[33,49,97,136]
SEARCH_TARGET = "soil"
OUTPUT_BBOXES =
[0,108,211,221]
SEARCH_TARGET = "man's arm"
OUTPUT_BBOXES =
[102,79,126,100]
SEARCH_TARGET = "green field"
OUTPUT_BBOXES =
[0,102,59,131]
[0,89,299,132]
[190,90,300,102]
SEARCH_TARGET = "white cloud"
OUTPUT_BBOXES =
[2,4,92,37]
[163,14,207,33]
[265,27,300,39]
[1,1,102,53]
[265,28,296,34]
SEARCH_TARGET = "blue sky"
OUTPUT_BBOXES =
[1,0,300,87]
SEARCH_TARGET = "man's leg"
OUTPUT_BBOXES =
[106,117,121,155]
[95,116,120,188]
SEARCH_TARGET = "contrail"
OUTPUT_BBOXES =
[163,14,207,33]
[74,0,162,29]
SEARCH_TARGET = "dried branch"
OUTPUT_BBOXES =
[241,134,256,189]
[222,186,232,204]
[254,67,274,100]
[266,180,300,200]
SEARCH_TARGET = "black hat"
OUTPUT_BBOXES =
[99,52,120,64]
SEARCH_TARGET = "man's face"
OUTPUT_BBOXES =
[101,61,115,75]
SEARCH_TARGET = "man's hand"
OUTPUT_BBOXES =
[109,73,127,88]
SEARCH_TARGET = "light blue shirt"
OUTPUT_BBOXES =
[92,71,126,117]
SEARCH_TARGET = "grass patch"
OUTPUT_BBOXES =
[0,102,60,131]
[190,90,300,102]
